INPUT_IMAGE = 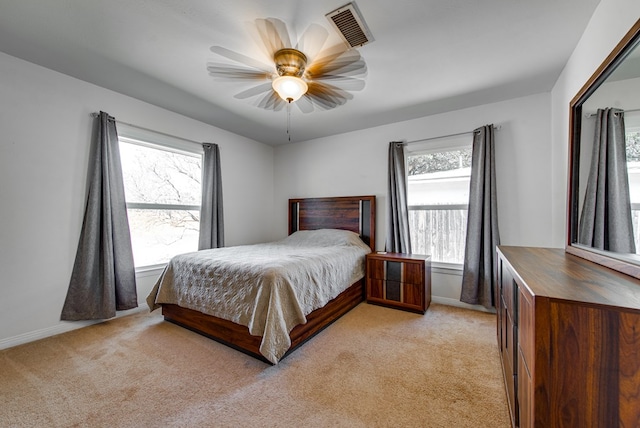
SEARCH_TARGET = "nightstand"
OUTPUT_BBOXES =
[365,252,431,314]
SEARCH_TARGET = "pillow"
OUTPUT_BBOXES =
[281,228,370,250]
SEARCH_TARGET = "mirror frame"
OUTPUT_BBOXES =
[567,18,640,279]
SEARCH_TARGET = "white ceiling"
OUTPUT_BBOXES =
[0,0,601,145]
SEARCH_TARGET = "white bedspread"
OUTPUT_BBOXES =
[146,229,371,364]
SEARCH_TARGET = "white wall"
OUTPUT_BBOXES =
[550,0,640,247]
[274,92,554,309]
[0,52,275,347]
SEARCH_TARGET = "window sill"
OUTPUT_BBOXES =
[135,264,166,277]
[431,262,463,275]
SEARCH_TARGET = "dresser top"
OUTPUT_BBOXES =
[498,246,640,311]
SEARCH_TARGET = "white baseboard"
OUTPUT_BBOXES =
[431,296,496,313]
[0,305,149,351]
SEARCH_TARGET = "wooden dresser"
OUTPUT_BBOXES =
[496,246,640,427]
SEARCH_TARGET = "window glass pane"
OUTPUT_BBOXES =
[127,209,200,267]
[407,149,472,206]
[628,131,640,204]
[119,139,203,268]
[409,209,468,264]
[407,146,472,264]
[408,173,470,206]
[120,143,202,205]
[408,149,472,175]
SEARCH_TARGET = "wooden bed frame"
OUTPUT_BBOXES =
[161,195,376,363]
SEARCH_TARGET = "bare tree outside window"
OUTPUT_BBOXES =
[408,149,472,175]
[626,130,640,162]
[119,139,202,267]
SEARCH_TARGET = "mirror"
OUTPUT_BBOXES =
[567,19,640,279]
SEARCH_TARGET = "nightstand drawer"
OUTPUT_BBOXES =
[368,279,424,309]
[367,258,424,282]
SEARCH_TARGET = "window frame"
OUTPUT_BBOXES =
[405,135,473,270]
[117,125,204,270]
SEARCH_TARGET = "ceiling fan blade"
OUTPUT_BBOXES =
[305,81,352,110]
[303,92,339,110]
[255,18,291,56]
[295,23,329,63]
[312,75,366,91]
[207,63,272,80]
[324,58,368,77]
[305,43,348,71]
[256,90,287,111]
[210,45,274,73]
[306,46,366,78]
[295,95,315,113]
[233,82,274,100]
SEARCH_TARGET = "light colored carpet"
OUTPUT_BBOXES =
[0,303,510,427]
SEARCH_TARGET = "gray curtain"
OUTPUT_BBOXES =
[198,143,224,250]
[578,108,635,253]
[460,125,500,309]
[61,112,137,320]
[386,141,412,253]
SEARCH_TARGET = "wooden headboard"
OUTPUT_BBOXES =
[288,195,376,252]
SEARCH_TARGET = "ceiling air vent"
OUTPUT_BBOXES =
[325,2,373,48]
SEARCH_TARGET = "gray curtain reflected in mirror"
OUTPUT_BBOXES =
[578,108,636,253]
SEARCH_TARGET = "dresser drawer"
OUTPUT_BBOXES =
[501,264,517,320]
[518,285,534,375]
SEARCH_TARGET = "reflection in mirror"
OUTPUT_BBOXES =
[576,106,640,253]
[568,19,640,278]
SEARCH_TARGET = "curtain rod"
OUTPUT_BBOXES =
[586,108,640,118]
[90,112,205,146]
[405,125,501,145]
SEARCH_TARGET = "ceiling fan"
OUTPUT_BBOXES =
[206,17,367,113]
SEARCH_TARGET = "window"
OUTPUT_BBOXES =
[406,135,472,265]
[119,134,202,268]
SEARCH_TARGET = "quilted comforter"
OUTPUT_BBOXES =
[147,229,371,363]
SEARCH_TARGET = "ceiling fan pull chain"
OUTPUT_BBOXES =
[287,101,292,142]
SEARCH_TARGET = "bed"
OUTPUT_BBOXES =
[146,195,376,364]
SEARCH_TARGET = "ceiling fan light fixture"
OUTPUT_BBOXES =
[272,75,308,102]
[208,19,367,113]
